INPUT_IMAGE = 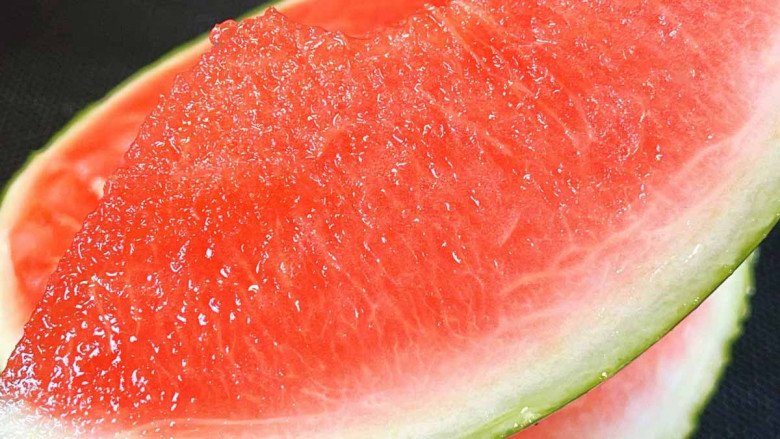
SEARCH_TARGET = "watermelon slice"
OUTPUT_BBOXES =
[1,0,778,436]
[0,2,759,438]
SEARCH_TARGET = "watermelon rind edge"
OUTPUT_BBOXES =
[481,213,776,438]
[683,253,755,439]
[468,250,763,439]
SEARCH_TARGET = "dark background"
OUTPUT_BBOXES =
[0,1,777,437]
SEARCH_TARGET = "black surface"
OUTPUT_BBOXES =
[0,1,777,437]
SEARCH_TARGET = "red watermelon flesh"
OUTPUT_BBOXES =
[2,0,779,436]
[1,0,441,357]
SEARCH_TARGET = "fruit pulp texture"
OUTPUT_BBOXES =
[7,0,442,329]
[3,0,778,433]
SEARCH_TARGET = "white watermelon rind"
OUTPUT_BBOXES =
[513,255,756,439]
[483,220,777,437]
[683,256,754,439]
[0,1,777,437]
[480,236,774,438]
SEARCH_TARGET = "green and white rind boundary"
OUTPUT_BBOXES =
[469,113,778,437]
[576,255,755,439]
[627,256,755,439]
[682,256,755,439]
[0,2,777,437]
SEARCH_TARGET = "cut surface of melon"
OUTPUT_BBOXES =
[0,260,755,438]
[3,3,780,436]
[0,2,761,438]
[0,0,444,370]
